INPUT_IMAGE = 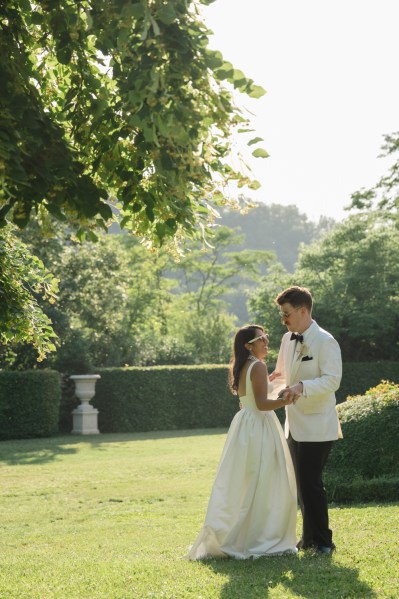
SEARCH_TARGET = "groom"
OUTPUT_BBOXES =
[273,286,342,554]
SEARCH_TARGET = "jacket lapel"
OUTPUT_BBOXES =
[290,343,302,384]
[288,321,319,384]
[285,336,297,383]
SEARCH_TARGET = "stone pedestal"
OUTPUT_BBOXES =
[70,374,101,435]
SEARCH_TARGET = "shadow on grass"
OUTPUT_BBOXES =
[0,438,80,465]
[0,428,226,465]
[200,552,376,598]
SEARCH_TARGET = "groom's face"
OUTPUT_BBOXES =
[279,302,304,333]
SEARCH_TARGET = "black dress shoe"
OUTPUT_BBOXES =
[316,543,336,555]
[296,539,316,550]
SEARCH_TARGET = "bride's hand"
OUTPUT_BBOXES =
[269,371,281,382]
[278,388,300,405]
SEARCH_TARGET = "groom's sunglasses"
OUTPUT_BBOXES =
[278,306,302,321]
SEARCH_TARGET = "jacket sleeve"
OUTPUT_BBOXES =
[302,337,342,397]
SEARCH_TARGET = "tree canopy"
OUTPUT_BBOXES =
[249,211,399,362]
[0,0,266,244]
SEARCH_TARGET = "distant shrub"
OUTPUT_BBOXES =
[325,381,399,502]
[0,371,61,440]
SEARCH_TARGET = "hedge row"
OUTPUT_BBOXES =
[2,361,399,439]
[326,476,399,503]
[0,370,61,440]
[89,361,399,433]
[92,365,238,433]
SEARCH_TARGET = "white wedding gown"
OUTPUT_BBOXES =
[186,360,298,560]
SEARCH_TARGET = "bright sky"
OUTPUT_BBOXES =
[202,0,399,222]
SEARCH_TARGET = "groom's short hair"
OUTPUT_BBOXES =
[275,286,313,311]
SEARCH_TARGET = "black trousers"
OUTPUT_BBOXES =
[288,434,333,548]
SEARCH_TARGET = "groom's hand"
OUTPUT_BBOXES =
[278,386,301,404]
[286,382,303,397]
[280,382,303,403]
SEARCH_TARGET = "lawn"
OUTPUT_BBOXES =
[0,430,398,598]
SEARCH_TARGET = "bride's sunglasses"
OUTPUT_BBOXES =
[248,334,269,344]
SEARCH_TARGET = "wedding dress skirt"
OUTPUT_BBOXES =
[186,361,297,560]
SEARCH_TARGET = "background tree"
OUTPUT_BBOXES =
[294,212,399,361]
[249,212,399,362]
[173,226,274,313]
[166,226,274,363]
[221,202,335,271]
[0,226,58,362]
[220,201,335,321]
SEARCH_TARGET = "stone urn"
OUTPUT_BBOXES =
[70,374,101,435]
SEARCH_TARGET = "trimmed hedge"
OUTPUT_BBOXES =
[2,360,398,442]
[92,365,238,433]
[326,476,399,503]
[325,381,399,502]
[0,370,61,440]
[89,361,399,434]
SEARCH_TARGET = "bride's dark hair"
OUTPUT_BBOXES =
[228,324,265,394]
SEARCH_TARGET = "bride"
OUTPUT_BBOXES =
[186,324,298,560]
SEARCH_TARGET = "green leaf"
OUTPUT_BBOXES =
[165,219,177,232]
[98,203,113,220]
[248,84,267,99]
[56,45,73,65]
[157,3,177,25]
[215,61,234,80]
[31,12,44,25]
[247,137,264,146]
[252,148,269,158]
[233,69,247,86]
[150,16,160,36]
[204,50,224,70]
[248,180,262,190]
[86,230,98,242]
[119,215,130,229]
[156,222,167,240]
[128,3,145,19]
[145,206,154,222]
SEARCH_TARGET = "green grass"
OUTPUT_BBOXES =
[0,430,398,599]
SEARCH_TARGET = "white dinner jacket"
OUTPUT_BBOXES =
[272,321,343,442]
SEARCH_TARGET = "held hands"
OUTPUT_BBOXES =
[238,380,301,409]
[278,383,302,405]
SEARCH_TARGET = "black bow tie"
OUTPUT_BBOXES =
[290,333,304,343]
